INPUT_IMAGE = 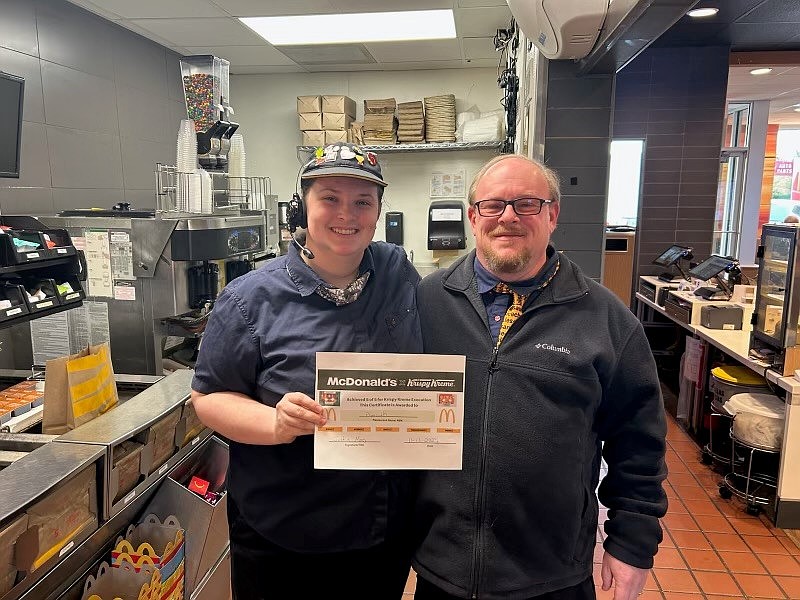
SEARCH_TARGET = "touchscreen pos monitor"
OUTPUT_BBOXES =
[652,244,692,282]
[689,255,738,300]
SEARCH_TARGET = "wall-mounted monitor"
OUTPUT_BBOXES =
[689,254,737,282]
[652,244,692,267]
[0,71,24,178]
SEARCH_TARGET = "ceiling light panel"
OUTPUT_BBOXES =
[687,8,719,18]
[241,10,456,45]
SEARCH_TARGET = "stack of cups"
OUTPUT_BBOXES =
[199,169,213,214]
[176,120,199,212]
[227,133,247,205]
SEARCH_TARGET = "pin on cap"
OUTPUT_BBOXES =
[300,143,387,187]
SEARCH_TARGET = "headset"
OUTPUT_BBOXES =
[287,161,315,259]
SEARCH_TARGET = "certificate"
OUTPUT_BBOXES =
[314,352,466,470]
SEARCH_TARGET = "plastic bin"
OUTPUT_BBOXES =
[0,284,30,323]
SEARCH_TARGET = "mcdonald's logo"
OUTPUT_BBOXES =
[439,408,455,424]
[324,408,337,421]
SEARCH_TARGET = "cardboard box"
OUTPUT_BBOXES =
[325,130,348,144]
[322,113,353,131]
[176,400,204,449]
[149,408,181,470]
[298,112,323,131]
[0,514,27,594]
[322,95,356,117]
[301,130,325,147]
[144,436,229,596]
[297,95,321,113]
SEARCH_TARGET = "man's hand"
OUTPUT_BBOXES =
[600,551,648,600]
[274,392,327,444]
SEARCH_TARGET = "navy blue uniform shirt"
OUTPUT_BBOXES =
[475,245,559,343]
[193,241,422,552]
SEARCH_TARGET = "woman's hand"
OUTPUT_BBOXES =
[274,392,328,444]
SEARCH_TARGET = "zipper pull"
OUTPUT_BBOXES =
[488,346,499,372]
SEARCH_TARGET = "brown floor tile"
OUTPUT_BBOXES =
[780,537,800,556]
[645,570,660,591]
[775,575,800,598]
[693,514,735,534]
[669,440,701,453]
[759,553,800,576]
[672,485,712,501]
[661,594,702,599]
[681,548,725,571]
[692,570,741,596]
[670,530,712,550]
[637,591,665,600]
[666,497,688,514]
[666,459,689,474]
[670,472,701,487]
[718,550,767,575]
[682,498,722,516]
[654,548,688,570]
[727,516,774,536]
[707,532,750,553]
[706,596,741,600]
[733,573,787,598]
[745,534,791,555]
[653,568,701,594]
[660,530,676,549]
[663,513,700,531]
[665,484,679,499]
[714,500,753,519]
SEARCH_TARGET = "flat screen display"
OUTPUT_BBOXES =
[0,72,24,178]
[688,255,736,282]
[652,244,691,267]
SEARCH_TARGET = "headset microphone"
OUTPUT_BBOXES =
[292,234,315,260]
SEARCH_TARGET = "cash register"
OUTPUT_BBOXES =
[689,255,739,300]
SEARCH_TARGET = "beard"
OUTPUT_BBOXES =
[483,243,533,275]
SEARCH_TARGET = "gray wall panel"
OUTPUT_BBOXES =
[47,126,123,189]
[36,0,115,79]
[0,0,39,56]
[13,122,52,188]
[125,189,157,210]
[0,187,53,215]
[112,33,169,98]
[1,0,183,215]
[0,47,45,123]
[546,108,612,138]
[41,61,118,133]
[558,195,607,223]
[120,138,173,190]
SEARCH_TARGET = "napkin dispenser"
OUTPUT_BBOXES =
[428,200,466,250]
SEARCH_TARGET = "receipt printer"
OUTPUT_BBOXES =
[428,200,466,250]
[700,304,743,330]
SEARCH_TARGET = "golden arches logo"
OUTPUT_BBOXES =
[439,408,455,423]
[324,408,337,421]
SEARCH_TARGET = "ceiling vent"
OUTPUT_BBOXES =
[277,43,376,66]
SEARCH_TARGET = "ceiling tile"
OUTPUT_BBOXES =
[454,6,512,37]
[208,0,337,17]
[184,45,297,66]
[127,17,266,46]
[331,0,453,10]
[463,36,498,60]
[85,0,227,19]
[65,0,123,21]
[365,39,462,63]
[278,44,376,65]
[735,0,800,24]
[309,60,466,72]
[457,0,507,6]
[231,65,307,74]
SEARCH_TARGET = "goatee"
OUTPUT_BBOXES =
[484,246,532,275]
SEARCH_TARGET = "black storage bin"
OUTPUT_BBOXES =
[0,283,30,323]
[0,230,49,267]
[21,277,61,313]
[52,275,85,305]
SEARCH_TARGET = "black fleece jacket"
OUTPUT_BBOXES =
[412,249,668,599]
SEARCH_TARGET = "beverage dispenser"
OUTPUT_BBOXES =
[180,55,239,171]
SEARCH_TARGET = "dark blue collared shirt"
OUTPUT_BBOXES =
[193,241,421,552]
[475,245,559,343]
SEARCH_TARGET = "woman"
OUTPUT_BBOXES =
[191,143,421,599]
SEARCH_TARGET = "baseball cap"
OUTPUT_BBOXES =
[300,143,387,188]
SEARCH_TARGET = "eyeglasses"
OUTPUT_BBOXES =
[472,197,554,217]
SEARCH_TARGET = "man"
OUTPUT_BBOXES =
[412,155,667,600]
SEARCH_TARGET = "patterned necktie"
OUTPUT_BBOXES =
[494,283,528,347]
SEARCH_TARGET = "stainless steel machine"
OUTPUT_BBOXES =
[26,211,270,375]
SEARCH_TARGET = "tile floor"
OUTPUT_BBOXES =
[403,413,800,599]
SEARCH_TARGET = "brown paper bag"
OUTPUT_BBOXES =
[43,342,118,435]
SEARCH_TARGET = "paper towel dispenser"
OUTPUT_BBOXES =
[428,200,466,250]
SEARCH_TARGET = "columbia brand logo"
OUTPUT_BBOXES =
[535,343,571,355]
